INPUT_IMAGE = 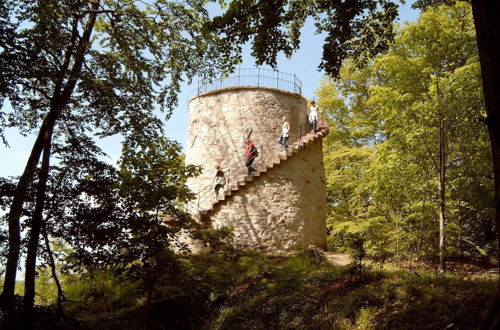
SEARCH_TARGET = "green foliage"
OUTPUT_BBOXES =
[5,252,496,329]
[287,247,328,270]
[34,268,58,307]
[119,137,200,209]
[206,253,497,330]
[0,0,237,132]
[320,2,495,263]
[46,137,200,277]
[194,227,235,251]
[209,0,399,77]
[0,0,240,309]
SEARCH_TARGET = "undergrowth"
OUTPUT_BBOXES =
[8,250,499,329]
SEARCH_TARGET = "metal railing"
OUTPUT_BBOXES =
[185,113,329,215]
[197,68,302,95]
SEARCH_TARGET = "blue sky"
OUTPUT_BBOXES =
[1,2,419,178]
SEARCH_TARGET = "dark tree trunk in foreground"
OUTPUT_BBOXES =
[1,0,100,312]
[1,117,52,310]
[23,126,54,329]
[471,0,500,328]
[471,0,500,280]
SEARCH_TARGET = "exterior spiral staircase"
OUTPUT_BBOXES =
[199,125,329,226]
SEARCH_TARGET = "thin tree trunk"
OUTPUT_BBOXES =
[416,197,425,256]
[23,125,54,328]
[458,199,465,258]
[1,1,100,310]
[145,285,154,330]
[438,118,446,273]
[42,224,64,318]
[388,206,399,258]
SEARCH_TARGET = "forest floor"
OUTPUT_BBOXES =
[3,250,498,330]
[325,252,352,266]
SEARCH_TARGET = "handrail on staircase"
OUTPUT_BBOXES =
[185,113,329,214]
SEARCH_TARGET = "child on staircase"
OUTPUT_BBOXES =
[213,165,225,196]
[245,139,258,176]
[278,116,290,151]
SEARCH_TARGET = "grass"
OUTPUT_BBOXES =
[3,250,498,329]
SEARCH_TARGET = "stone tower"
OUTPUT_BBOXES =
[185,69,328,253]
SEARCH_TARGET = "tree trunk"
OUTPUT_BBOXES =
[145,285,154,330]
[471,0,500,277]
[23,124,54,328]
[438,118,446,273]
[1,116,53,310]
[471,1,500,328]
[416,197,425,256]
[388,205,399,257]
[1,1,100,310]
[458,200,465,258]
[42,224,64,318]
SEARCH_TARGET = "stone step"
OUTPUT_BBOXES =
[200,125,331,220]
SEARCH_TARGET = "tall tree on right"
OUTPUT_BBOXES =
[414,1,500,326]
[470,2,500,327]
[318,3,492,270]
[469,0,500,272]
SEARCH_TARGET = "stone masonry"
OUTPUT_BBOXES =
[186,86,327,252]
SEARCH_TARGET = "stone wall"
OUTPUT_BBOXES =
[210,138,327,253]
[185,86,327,253]
[186,87,307,210]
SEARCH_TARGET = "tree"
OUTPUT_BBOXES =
[210,0,499,273]
[0,0,238,317]
[414,0,500,324]
[371,2,484,271]
[208,0,399,77]
[51,135,198,307]
[319,3,493,269]
[17,133,198,327]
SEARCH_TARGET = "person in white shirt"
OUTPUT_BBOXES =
[309,100,318,133]
[277,116,290,151]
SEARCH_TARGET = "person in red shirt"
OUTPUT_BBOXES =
[245,139,258,175]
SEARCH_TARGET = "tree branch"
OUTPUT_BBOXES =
[42,223,65,316]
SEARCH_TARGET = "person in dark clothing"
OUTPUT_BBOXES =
[245,139,258,175]
[213,165,225,196]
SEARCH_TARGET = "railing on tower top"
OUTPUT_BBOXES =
[197,68,302,95]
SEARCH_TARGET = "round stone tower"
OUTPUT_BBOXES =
[185,69,327,253]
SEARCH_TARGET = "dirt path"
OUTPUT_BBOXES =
[324,252,352,267]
